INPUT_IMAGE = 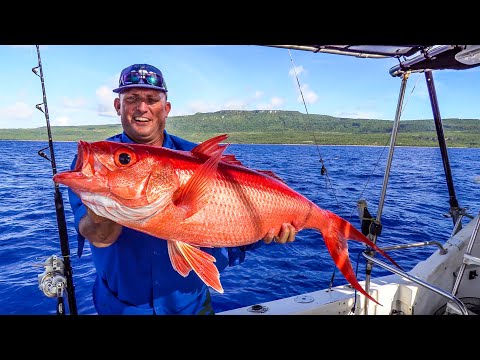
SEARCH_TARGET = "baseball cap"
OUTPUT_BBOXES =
[112,64,168,93]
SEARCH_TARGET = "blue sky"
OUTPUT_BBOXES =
[1,45,479,129]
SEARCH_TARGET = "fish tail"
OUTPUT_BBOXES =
[316,209,400,306]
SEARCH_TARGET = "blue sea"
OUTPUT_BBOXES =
[1,140,479,315]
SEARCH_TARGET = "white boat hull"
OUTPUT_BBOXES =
[219,214,480,315]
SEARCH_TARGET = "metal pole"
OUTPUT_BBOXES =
[363,72,410,314]
[424,70,462,232]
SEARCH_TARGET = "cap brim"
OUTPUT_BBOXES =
[112,84,168,93]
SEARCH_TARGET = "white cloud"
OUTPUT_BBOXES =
[334,110,382,119]
[96,85,117,117]
[0,102,37,128]
[173,86,287,116]
[257,97,286,110]
[0,102,34,120]
[224,99,248,110]
[287,64,319,106]
[297,84,318,104]
[181,100,220,115]
[289,65,304,77]
[54,116,70,126]
[62,97,88,108]
[253,91,263,99]
[270,97,284,107]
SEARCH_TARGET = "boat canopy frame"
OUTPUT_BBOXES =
[268,44,480,314]
[269,45,480,75]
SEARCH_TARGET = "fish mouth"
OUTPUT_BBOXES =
[53,141,99,189]
[73,140,91,171]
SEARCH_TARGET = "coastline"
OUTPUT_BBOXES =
[1,138,477,149]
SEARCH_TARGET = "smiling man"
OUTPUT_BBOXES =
[67,63,297,315]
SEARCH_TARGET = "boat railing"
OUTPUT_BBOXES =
[362,252,469,315]
[379,241,447,255]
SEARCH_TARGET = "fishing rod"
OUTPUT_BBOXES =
[33,45,78,315]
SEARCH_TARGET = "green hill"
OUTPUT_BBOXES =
[1,110,479,147]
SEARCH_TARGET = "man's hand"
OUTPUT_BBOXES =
[79,207,123,248]
[263,223,296,244]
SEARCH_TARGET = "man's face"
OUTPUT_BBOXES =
[114,88,171,146]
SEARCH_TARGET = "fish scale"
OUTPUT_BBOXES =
[169,174,311,246]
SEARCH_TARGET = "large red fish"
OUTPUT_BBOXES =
[53,134,399,304]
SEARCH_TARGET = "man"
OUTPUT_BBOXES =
[68,63,296,315]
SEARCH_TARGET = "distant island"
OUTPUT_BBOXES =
[1,110,479,147]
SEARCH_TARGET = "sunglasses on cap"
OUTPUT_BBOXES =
[120,69,166,89]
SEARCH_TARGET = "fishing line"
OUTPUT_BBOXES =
[287,49,351,295]
[286,49,341,209]
[338,70,422,298]
[287,51,422,294]
[350,250,363,313]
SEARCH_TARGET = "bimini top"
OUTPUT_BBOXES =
[268,45,480,77]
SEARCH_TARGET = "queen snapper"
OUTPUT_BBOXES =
[53,134,400,304]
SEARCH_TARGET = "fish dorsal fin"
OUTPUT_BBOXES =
[219,154,245,166]
[168,241,224,293]
[255,170,287,184]
[173,143,226,218]
[192,135,246,166]
[191,134,228,157]
[191,135,285,184]
[220,154,288,184]
[190,133,287,185]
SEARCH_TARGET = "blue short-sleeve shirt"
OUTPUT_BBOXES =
[68,130,263,315]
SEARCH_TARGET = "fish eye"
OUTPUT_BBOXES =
[114,147,136,167]
[119,153,131,165]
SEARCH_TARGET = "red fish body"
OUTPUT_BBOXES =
[53,134,398,303]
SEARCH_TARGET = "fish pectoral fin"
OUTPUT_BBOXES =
[168,241,224,294]
[167,240,193,276]
[172,144,227,218]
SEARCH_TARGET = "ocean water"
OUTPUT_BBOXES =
[0,140,479,315]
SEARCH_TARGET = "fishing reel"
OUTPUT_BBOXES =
[357,199,382,237]
[38,255,67,298]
